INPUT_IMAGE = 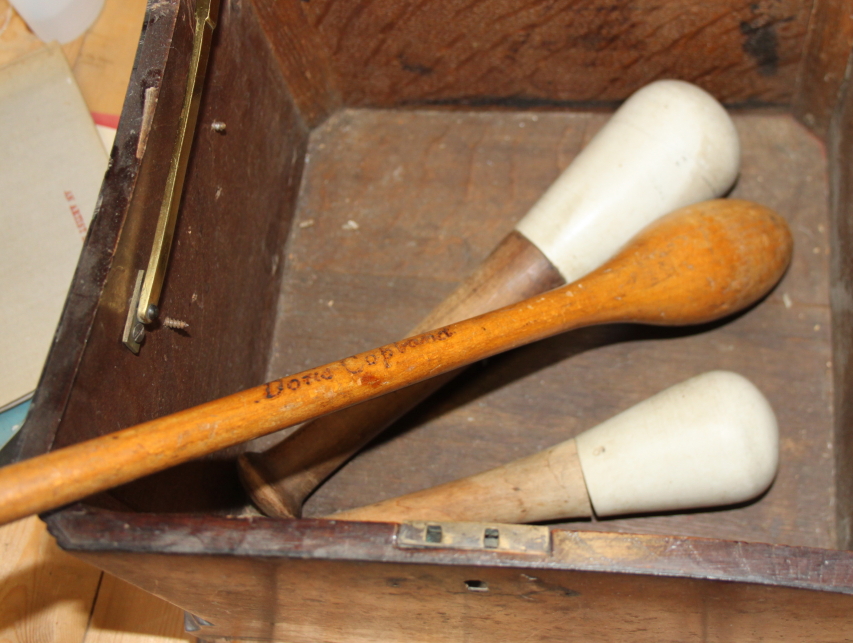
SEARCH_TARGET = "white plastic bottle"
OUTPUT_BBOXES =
[10,0,105,44]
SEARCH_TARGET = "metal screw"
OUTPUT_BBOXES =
[145,304,159,323]
[163,317,190,330]
[211,121,226,133]
[131,322,146,343]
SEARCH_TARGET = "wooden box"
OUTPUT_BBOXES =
[7,0,853,639]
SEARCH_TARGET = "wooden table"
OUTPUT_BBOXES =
[0,1,194,641]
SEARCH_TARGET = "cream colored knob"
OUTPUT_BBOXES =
[576,371,779,517]
[516,79,740,283]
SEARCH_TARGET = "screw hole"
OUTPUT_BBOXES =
[425,524,443,543]
[465,580,489,592]
[484,528,499,549]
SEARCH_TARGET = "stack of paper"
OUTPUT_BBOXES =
[0,44,107,415]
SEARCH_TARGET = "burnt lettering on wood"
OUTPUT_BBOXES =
[264,328,454,397]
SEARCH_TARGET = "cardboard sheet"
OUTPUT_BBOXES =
[0,44,107,407]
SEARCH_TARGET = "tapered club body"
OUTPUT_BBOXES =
[238,79,742,518]
[0,199,791,527]
[328,371,779,524]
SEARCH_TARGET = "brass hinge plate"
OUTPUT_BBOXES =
[396,521,551,555]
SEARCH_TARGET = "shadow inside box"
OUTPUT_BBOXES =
[362,313,745,452]
[106,456,248,516]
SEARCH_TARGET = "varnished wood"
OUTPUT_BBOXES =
[328,438,592,523]
[0,200,791,527]
[249,0,341,128]
[828,36,853,549]
[298,0,810,108]
[239,231,565,518]
[46,508,853,642]
[84,573,192,643]
[793,0,853,138]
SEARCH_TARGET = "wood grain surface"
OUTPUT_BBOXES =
[265,109,834,550]
[0,514,192,643]
[48,510,853,642]
[828,29,853,550]
[327,437,593,523]
[250,0,341,127]
[239,231,565,518]
[79,549,853,643]
[297,0,811,108]
[793,0,853,137]
[0,516,101,643]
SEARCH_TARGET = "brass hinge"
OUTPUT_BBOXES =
[396,521,551,555]
[123,0,220,353]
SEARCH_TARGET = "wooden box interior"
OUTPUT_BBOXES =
[10,0,853,636]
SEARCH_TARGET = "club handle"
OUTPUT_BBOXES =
[328,371,779,525]
[329,439,592,524]
[0,200,790,527]
[240,80,741,518]
[238,232,564,517]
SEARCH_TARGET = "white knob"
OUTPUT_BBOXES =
[516,79,740,283]
[576,371,779,517]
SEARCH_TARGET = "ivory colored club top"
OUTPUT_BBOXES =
[515,80,741,283]
[575,371,779,517]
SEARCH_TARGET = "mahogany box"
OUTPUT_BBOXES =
[6,0,853,639]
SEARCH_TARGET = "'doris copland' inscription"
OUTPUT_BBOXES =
[263,328,455,399]
[342,328,455,374]
[265,368,334,398]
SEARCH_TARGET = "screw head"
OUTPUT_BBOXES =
[146,304,159,322]
[131,322,146,343]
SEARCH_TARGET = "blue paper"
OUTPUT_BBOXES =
[0,399,30,453]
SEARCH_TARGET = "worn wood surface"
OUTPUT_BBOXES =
[793,0,853,138]
[328,437,593,523]
[25,0,309,516]
[297,0,811,108]
[76,552,853,642]
[263,109,835,550]
[828,33,853,550]
[240,231,565,518]
[249,0,341,128]
[48,510,853,642]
